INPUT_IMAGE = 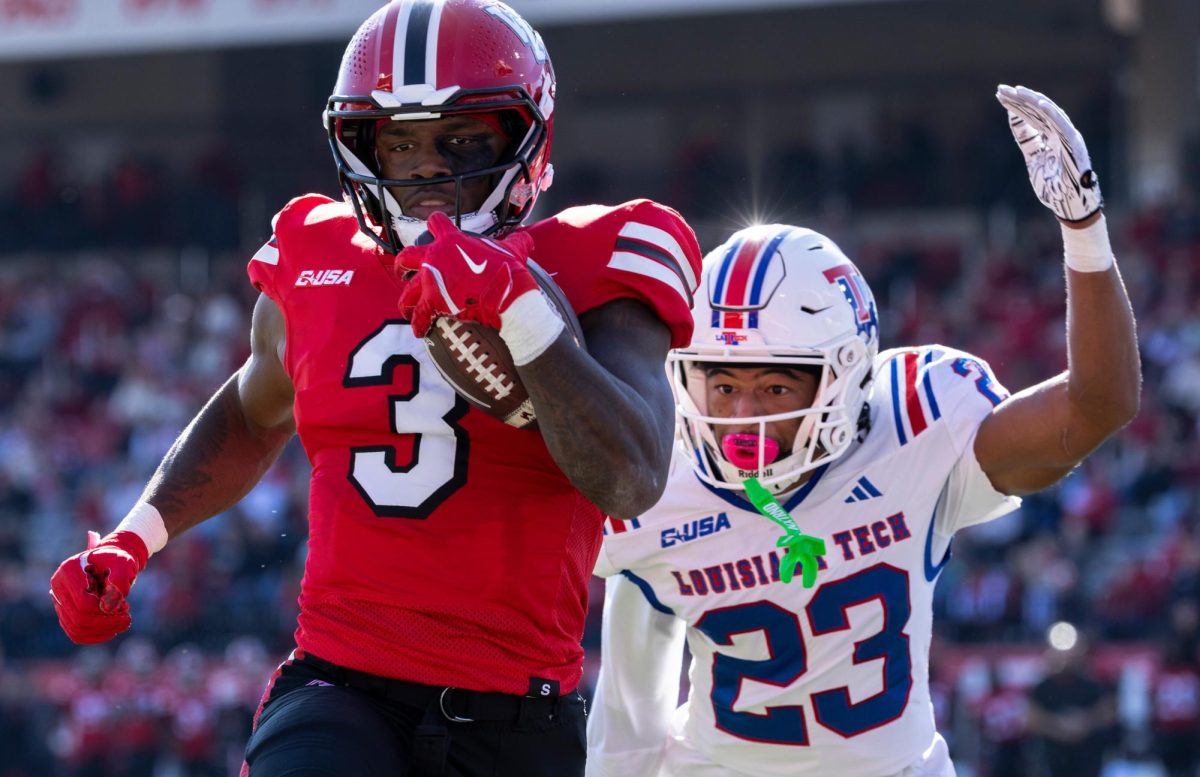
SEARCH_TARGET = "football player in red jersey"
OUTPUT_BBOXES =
[48,2,702,775]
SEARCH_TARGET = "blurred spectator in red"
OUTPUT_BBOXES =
[47,650,117,777]
[106,638,166,777]
[975,661,1030,777]
[163,646,221,776]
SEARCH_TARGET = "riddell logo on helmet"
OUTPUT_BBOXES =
[737,467,774,478]
[716,331,746,345]
[296,270,354,287]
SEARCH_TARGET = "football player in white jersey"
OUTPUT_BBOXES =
[586,86,1139,777]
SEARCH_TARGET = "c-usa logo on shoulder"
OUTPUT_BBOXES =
[661,512,732,548]
[295,269,354,287]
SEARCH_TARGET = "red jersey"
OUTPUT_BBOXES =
[247,195,700,694]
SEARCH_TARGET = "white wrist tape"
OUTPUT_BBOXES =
[114,502,169,556]
[500,289,565,366]
[1062,215,1114,273]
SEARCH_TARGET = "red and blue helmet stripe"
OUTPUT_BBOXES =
[709,226,795,329]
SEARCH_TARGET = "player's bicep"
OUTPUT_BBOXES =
[579,298,675,433]
[238,293,295,432]
[974,373,1096,494]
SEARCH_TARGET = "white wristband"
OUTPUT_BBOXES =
[1061,215,1114,273]
[114,501,169,556]
[499,289,565,366]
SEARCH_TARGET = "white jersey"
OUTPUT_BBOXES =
[589,345,1020,777]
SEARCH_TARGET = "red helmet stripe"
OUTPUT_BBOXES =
[719,234,767,328]
[378,1,403,91]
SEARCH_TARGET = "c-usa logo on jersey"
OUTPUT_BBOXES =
[661,512,732,548]
[295,269,354,287]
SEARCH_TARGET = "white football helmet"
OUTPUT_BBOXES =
[670,224,880,494]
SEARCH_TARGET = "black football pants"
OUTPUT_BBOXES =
[242,653,586,777]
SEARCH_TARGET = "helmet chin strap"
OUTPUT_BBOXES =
[388,207,499,247]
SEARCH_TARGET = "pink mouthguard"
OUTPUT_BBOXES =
[721,434,780,470]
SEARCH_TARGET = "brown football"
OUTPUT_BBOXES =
[423,260,585,429]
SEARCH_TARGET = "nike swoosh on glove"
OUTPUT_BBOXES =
[49,530,149,645]
[395,211,538,337]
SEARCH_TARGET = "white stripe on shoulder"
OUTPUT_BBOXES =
[618,221,697,290]
[608,251,689,303]
[251,241,279,266]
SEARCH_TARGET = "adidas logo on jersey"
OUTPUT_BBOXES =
[843,476,883,503]
[296,269,354,287]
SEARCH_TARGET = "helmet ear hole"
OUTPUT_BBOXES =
[837,342,863,369]
[825,425,851,451]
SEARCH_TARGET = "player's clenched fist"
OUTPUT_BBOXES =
[395,211,538,336]
[996,84,1102,223]
[50,530,148,644]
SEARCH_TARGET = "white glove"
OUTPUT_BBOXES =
[996,84,1102,223]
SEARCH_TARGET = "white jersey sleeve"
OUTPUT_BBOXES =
[586,574,687,777]
[891,346,1021,537]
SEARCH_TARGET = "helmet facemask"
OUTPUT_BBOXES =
[326,94,552,252]
[324,0,557,253]
[670,335,871,495]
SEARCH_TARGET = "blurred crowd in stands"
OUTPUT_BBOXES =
[1,138,1199,775]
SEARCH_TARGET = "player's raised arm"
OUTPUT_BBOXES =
[973,85,1140,495]
[49,292,295,644]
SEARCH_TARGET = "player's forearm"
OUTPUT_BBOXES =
[587,576,684,776]
[1062,217,1141,438]
[518,332,672,518]
[140,374,295,537]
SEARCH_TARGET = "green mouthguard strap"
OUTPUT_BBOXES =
[743,477,827,588]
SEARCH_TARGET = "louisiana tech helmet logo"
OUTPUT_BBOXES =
[822,264,879,342]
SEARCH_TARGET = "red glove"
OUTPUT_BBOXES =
[396,211,537,336]
[49,530,148,645]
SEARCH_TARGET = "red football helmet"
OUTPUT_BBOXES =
[325,0,556,253]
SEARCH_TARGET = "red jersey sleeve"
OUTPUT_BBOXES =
[246,193,349,302]
[523,199,702,347]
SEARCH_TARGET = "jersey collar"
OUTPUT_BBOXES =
[695,463,830,514]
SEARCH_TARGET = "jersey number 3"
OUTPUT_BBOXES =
[344,321,469,518]
[695,564,911,745]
